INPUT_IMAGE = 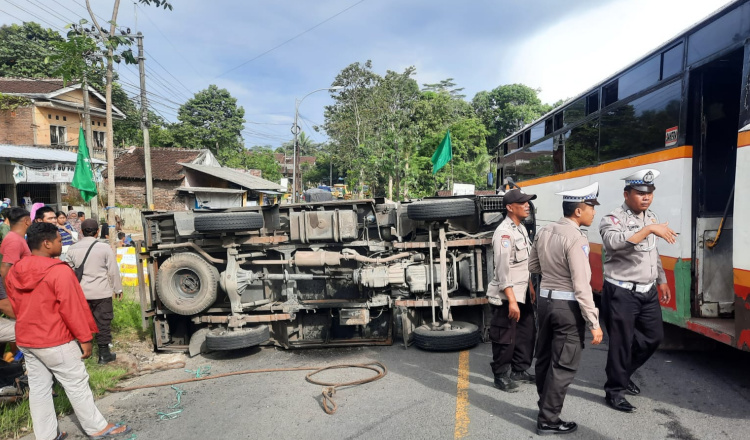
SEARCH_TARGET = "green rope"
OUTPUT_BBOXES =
[156,385,185,420]
[184,365,211,378]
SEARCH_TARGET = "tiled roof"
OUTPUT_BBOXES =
[0,78,66,94]
[110,148,204,181]
[273,153,316,164]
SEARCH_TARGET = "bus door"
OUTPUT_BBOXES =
[688,48,744,319]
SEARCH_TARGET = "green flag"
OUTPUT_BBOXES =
[431,130,452,174]
[71,127,97,202]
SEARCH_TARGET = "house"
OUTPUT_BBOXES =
[110,148,286,210]
[0,78,122,206]
[274,153,316,190]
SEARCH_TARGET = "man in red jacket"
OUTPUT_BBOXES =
[5,223,130,440]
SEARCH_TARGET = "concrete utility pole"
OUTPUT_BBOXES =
[136,32,154,210]
[81,75,99,220]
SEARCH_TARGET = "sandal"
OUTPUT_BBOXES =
[53,432,67,440]
[89,424,131,439]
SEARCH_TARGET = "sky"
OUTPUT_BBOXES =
[0,0,735,148]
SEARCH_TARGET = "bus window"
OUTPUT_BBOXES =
[564,98,586,126]
[618,55,660,101]
[508,137,519,152]
[530,121,545,143]
[687,3,750,65]
[586,91,599,115]
[544,117,553,135]
[564,120,599,170]
[516,138,555,181]
[661,43,683,80]
[554,112,563,131]
[599,80,681,163]
[523,130,531,145]
[602,80,618,107]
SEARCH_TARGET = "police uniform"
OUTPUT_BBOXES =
[529,182,600,433]
[487,188,537,390]
[599,169,667,411]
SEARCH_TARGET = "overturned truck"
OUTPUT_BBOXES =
[137,195,534,356]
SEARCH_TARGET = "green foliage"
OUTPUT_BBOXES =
[47,22,104,87]
[0,22,63,78]
[471,84,552,151]
[244,148,282,181]
[172,85,246,163]
[0,93,31,111]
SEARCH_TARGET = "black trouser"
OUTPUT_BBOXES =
[535,295,585,425]
[87,298,113,346]
[601,281,663,400]
[489,300,536,377]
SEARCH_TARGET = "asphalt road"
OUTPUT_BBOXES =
[41,336,750,440]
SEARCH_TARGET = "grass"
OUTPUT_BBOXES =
[0,299,146,439]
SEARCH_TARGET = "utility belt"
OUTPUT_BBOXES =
[605,277,655,293]
[539,289,576,301]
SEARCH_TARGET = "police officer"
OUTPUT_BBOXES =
[529,182,603,436]
[487,188,537,392]
[599,169,677,413]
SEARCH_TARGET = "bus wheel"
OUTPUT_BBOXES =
[205,326,270,351]
[194,212,264,233]
[407,199,476,221]
[156,253,219,316]
[413,321,479,351]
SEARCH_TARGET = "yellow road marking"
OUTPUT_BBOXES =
[454,350,470,439]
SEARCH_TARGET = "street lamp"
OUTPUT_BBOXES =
[291,86,343,203]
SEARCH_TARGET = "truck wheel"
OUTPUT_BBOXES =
[413,321,479,351]
[407,199,475,221]
[194,212,264,233]
[205,326,270,351]
[156,253,219,315]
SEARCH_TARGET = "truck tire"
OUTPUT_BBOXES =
[205,326,270,351]
[194,212,264,233]
[407,199,475,221]
[156,253,219,316]
[413,321,479,351]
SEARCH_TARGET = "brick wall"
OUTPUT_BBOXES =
[0,107,35,145]
[114,178,188,210]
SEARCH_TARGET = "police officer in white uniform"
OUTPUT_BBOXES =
[487,188,537,392]
[599,169,677,413]
[529,182,603,436]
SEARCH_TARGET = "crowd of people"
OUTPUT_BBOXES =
[488,168,676,435]
[0,203,130,440]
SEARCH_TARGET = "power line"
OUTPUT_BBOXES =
[215,0,367,78]
[4,0,66,31]
[26,0,76,26]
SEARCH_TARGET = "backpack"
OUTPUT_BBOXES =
[74,241,98,282]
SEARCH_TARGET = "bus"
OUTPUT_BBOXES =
[495,0,750,350]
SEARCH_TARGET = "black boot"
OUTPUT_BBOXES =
[98,344,116,364]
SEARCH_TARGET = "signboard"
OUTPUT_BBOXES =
[665,126,678,147]
[453,183,475,196]
[116,247,149,287]
[12,161,75,183]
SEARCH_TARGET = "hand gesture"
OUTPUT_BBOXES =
[590,327,603,345]
[658,283,672,305]
[80,341,93,359]
[650,221,678,244]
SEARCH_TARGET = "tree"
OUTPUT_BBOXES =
[243,148,282,182]
[172,84,246,163]
[0,22,63,78]
[472,84,551,152]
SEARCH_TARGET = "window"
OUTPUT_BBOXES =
[50,125,66,145]
[599,80,681,163]
[602,81,618,107]
[507,137,519,152]
[517,134,524,149]
[501,142,509,155]
[563,120,599,171]
[523,130,531,146]
[687,3,750,64]
[553,112,563,131]
[93,131,106,148]
[62,116,66,121]
[618,55,660,100]
[515,138,556,182]
[586,91,599,115]
[661,43,684,80]
[530,122,545,143]
[544,118,553,135]
[564,98,586,126]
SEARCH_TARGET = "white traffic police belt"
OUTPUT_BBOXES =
[604,277,655,293]
[539,289,576,301]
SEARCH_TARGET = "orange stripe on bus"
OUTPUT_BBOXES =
[518,146,693,187]
[738,131,750,148]
[734,268,750,301]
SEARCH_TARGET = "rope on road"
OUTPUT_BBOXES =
[108,361,388,415]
